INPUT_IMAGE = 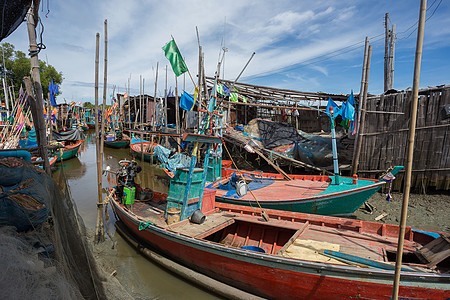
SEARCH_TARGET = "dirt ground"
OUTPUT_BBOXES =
[353,191,450,233]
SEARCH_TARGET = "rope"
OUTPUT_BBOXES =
[139,221,156,231]
[221,138,265,212]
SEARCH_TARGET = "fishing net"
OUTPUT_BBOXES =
[0,0,31,41]
[0,157,131,299]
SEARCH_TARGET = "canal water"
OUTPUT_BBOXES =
[53,131,220,300]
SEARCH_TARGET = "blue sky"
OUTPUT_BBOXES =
[3,0,450,104]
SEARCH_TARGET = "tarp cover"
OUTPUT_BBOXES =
[52,129,84,141]
[0,0,31,41]
[257,119,306,148]
[154,144,191,172]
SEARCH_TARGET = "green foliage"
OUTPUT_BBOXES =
[83,101,94,109]
[1,42,63,99]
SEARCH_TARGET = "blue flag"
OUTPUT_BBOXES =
[326,97,340,117]
[48,79,58,107]
[341,101,355,121]
[347,90,355,106]
[179,91,195,111]
[223,84,231,96]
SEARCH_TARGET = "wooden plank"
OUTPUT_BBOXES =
[276,221,310,255]
[417,234,450,268]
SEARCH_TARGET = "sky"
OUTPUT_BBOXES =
[3,0,450,105]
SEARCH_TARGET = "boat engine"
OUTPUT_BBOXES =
[115,159,142,199]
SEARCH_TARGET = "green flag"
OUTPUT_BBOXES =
[162,39,188,77]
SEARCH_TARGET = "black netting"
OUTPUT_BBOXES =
[257,119,306,148]
[0,0,31,41]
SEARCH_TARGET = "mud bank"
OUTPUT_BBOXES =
[353,191,450,233]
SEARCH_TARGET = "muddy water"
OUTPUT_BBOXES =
[53,131,220,300]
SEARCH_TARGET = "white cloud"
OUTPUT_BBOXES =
[2,0,449,101]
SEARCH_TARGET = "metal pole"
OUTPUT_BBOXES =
[392,0,427,298]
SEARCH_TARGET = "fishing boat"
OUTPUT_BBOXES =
[54,140,83,162]
[31,154,58,168]
[130,136,159,162]
[51,129,85,162]
[109,161,449,300]
[207,163,403,216]
[104,132,130,149]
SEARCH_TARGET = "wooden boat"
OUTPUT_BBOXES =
[104,133,130,149]
[130,136,159,162]
[54,140,83,162]
[111,188,450,299]
[207,162,403,216]
[31,154,58,168]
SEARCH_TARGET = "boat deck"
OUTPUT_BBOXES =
[212,178,330,201]
[120,198,431,270]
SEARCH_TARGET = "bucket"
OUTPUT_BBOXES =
[166,207,181,225]
[240,246,265,253]
[123,186,135,205]
[190,209,206,224]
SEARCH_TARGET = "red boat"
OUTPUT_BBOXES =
[111,188,450,299]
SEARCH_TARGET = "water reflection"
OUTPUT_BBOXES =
[57,130,219,299]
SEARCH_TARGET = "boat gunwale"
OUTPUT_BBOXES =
[111,198,449,281]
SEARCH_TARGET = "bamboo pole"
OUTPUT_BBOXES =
[2,78,10,118]
[392,0,426,297]
[151,63,158,165]
[94,32,104,244]
[351,45,372,175]
[100,19,107,159]
[47,92,52,141]
[140,75,144,162]
[388,23,396,90]
[164,65,168,146]
[25,7,50,175]
[127,77,131,128]
[384,13,390,92]
[175,74,180,152]
[351,37,370,175]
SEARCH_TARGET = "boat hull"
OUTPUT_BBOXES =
[56,140,83,162]
[216,180,385,216]
[130,139,159,162]
[104,140,130,149]
[112,200,449,300]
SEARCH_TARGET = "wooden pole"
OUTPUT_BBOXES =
[47,92,52,141]
[388,23,396,90]
[175,74,180,152]
[2,78,10,118]
[140,75,144,162]
[25,7,50,175]
[127,77,131,128]
[351,37,370,175]
[152,63,159,130]
[384,13,390,92]
[351,45,372,175]
[100,19,107,157]
[164,65,168,146]
[94,32,104,243]
[392,0,426,297]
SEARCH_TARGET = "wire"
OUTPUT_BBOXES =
[245,0,442,79]
[396,0,442,41]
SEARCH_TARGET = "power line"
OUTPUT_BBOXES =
[245,1,443,80]
[396,0,442,40]
[245,34,384,80]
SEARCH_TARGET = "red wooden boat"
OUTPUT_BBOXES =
[130,136,159,162]
[111,188,450,299]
